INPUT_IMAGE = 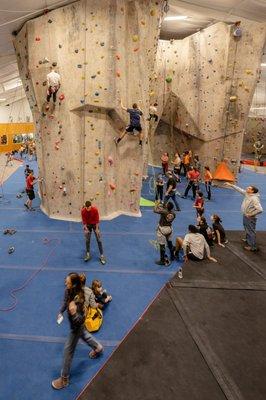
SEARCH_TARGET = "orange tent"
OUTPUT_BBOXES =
[212,161,235,182]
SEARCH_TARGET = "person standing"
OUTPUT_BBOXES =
[172,152,181,175]
[225,184,263,251]
[81,201,106,264]
[161,152,169,175]
[154,202,176,266]
[164,171,181,211]
[155,173,164,203]
[204,166,212,200]
[46,66,61,104]
[183,166,200,199]
[24,170,40,210]
[52,273,103,390]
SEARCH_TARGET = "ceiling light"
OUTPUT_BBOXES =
[261,63,266,67]
[164,15,188,21]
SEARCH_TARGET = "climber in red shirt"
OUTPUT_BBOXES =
[81,201,106,265]
[24,170,40,210]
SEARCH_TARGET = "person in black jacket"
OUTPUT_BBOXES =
[52,273,103,390]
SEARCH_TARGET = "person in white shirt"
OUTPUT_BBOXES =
[46,67,61,104]
[148,102,158,122]
[225,183,263,251]
[175,225,217,278]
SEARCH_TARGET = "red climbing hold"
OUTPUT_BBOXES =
[59,94,65,101]
[35,37,41,41]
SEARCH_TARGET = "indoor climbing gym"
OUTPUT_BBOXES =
[0,1,266,399]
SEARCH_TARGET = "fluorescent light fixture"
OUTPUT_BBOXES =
[164,15,188,21]
[261,63,266,67]
[3,78,22,92]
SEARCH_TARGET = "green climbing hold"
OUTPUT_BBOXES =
[165,76,172,83]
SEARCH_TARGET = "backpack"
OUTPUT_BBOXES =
[85,307,103,332]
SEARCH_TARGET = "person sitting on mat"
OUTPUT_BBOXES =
[114,101,143,147]
[80,273,100,309]
[91,279,112,309]
[197,216,213,247]
[52,272,103,390]
[211,214,228,247]
[175,224,217,266]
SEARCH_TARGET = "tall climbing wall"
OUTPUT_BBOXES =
[148,20,266,173]
[242,116,266,155]
[14,0,163,221]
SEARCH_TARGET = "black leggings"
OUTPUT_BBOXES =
[155,185,163,201]
[47,87,58,103]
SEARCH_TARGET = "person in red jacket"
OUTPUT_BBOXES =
[81,201,106,265]
[24,170,40,210]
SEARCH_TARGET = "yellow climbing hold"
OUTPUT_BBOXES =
[132,35,139,42]
[230,96,237,102]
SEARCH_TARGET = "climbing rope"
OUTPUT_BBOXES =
[0,238,61,312]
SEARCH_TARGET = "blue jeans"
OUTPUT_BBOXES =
[243,215,257,250]
[61,325,101,378]
[164,193,180,211]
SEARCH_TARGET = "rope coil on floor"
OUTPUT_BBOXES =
[0,238,61,312]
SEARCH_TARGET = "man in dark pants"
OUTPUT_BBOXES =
[183,166,200,199]
[114,101,143,147]
[164,171,181,211]
[81,201,106,265]
[154,202,176,266]
[225,184,263,251]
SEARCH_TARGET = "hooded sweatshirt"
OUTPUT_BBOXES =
[230,184,263,217]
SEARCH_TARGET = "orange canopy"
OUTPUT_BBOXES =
[212,161,235,182]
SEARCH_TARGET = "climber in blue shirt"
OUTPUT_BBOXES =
[114,101,143,147]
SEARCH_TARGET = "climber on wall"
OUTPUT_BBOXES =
[114,101,143,147]
[253,139,264,164]
[46,66,61,105]
[81,201,106,265]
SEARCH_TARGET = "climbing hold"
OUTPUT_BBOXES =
[95,92,100,96]
[132,35,139,42]
[116,54,121,60]
[109,183,116,190]
[150,9,156,16]
[165,76,172,83]
[77,64,82,68]
[100,42,105,46]
[75,49,79,53]
[108,156,114,166]
[35,37,41,41]
[59,94,65,101]
[229,96,237,102]
[48,19,53,23]
[63,187,67,196]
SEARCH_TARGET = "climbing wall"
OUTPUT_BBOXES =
[242,116,266,155]
[14,0,163,221]
[148,20,266,173]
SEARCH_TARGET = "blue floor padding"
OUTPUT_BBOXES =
[0,162,266,399]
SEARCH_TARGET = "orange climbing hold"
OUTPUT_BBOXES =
[212,161,235,182]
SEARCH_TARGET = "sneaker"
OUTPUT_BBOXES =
[155,260,165,266]
[51,376,69,390]
[164,258,171,267]
[100,255,106,265]
[84,252,91,262]
[178,269,183,279]
[244,246,252,251]
[89,346,103,359]
[24,203,29,209]
[241,238,247,242]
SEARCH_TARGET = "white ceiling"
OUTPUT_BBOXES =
[0,0,265,111]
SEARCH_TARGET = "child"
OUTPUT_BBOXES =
[155,173,164,203]
[197,216,213,247]
[193,191,204,217]
[80,273,99,309]
[161,152,169,175]
[114,101,143,147]
[211,214,228,247]
[148,103,158,122]
[92,280,112,309]
[24,164,31,177]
